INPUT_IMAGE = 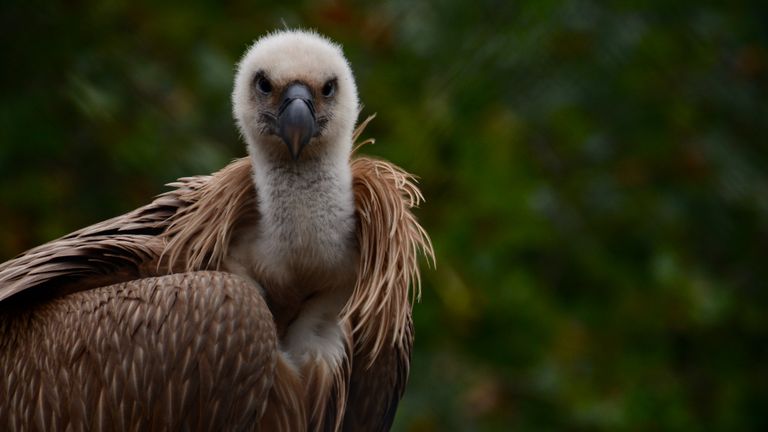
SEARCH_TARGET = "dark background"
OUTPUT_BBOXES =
[2,1,768,430]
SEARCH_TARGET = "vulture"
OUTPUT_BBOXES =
[0,30,433,431]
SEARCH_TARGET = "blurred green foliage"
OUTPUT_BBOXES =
[2,0,768,430]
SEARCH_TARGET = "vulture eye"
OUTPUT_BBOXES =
[321,79,336,98]
[255,75,272,94]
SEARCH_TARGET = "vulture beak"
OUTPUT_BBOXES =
[277,83,317,160]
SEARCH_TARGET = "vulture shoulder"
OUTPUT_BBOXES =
[0,175,198,303]
[0,158,256,303]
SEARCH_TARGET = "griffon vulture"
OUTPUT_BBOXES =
[0,30,433,431]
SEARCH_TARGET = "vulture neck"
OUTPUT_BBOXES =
[248,143,357,287]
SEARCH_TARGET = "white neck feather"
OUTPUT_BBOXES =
[247,144,356,281]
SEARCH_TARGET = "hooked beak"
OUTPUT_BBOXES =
[277,83,317,160]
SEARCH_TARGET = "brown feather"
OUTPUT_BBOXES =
[345,156,434,363]
[259,356,307,431]
[343,315,414,432]
[301,318,353,432]
[160,157,258,273]
[0,194,182,302]
[1,272,275,431]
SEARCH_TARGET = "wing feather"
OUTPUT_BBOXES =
[342,315,413,432]
[0,181,189,302]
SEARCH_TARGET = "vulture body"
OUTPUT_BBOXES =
[0,30,432,431]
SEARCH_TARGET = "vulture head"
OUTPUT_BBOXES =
[233,30,359,163]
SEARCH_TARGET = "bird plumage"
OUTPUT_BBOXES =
[1,272,278,430]
[0,29,433,431]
